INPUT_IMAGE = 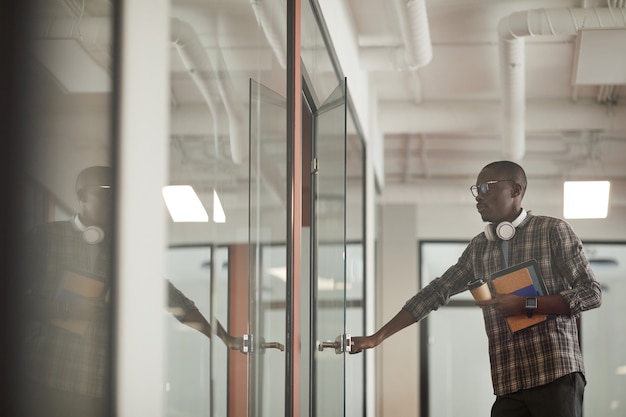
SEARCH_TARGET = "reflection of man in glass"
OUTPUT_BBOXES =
[19,166,237,417]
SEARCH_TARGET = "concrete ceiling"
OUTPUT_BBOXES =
[27,0,626,217]
[343,0,626,206]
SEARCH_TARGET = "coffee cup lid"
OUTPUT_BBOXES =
[467,279,486,289]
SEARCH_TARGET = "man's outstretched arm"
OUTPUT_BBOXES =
[350,309,416,354]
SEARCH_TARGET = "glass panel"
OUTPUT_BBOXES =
[249,80,288,416]
[301,2,341,108]
[345,117,366,417]
[165,246,214,416]
[11,1,116,416]
[582,242,626,416]
[166,0,288,414]
[420,242,494,417]
[313,81,347,417]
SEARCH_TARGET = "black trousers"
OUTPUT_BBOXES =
[491,372,585,417]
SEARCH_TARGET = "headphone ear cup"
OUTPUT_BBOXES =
[73,215,105,244]
[484,224,497,241]
[495,221,515,241]
[82,226,105,244]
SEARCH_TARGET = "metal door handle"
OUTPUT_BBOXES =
[318,340,340,351]
[260,341,285,352]
[318,334,351,354]
[241,334,285,354]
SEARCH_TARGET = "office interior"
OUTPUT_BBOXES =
[0,0,625,416]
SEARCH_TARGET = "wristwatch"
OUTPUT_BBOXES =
[525,297,538,318]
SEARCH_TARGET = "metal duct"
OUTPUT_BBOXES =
[498,7,626,161]
[171,18,247,165]
[250,0,287,69]
[394,0,433,70]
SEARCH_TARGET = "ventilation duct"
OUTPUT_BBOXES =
[498,7,626,161]
[171,18,247,165]
[250,0,287,68]
[394,0,433,70]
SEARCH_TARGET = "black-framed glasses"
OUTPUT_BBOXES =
[470,179,514,197]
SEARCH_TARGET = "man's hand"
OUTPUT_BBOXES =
[476,293,524,317]
[349,309,417,354]
[349,335,379,354]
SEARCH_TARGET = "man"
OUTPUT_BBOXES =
[350,161,602,417]
[18,166,238,417]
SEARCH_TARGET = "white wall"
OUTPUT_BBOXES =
[378,204,420,416]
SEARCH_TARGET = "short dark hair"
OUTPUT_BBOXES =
[75,166,112,193]
[483,161,527,195]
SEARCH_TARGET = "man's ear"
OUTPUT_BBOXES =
[77,189,87,203]
[511,182,523,198]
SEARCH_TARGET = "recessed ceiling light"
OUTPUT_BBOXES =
[162,185,209,222]
[563,181,610,219]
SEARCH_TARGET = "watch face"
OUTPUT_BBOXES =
[526,297,538,308]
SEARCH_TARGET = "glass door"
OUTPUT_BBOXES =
[248,79,288,416]
[311,80,347,416]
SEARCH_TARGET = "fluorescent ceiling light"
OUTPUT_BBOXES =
[162,185,209,222]
[563,181,610,219]
[213,190,226,223]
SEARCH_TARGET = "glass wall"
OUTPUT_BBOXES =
[1,0,367,416]
[165,0,288,416]
[301,2,366,416]
[345,123,366,417]
[581,242,626,417]
[6,1,116,416]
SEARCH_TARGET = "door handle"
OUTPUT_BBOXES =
[241,334,285,354]
[260,341,285,352]
[318,334,351,354]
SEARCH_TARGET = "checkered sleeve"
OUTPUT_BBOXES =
[550,220,602,316]
[166,280,200,322]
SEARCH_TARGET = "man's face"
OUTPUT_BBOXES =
[79,186,112,228]
[473,167,517,223]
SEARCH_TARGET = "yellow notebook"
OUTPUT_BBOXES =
[490,260,548,332]
[51,270,107,335]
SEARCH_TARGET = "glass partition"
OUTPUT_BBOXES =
[301,2,365,416]
[345,117,366,417]
[419,241,494,417]
[248,79,288,416]
[581,242,626,417]
[166,0,288,416]
[11,1,116,416]
[312,81,347,417]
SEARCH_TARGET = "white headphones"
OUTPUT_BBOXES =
[72,214,105,245]
[484,209,527,241]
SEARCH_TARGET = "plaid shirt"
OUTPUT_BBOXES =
[403,212,602,395]
[21,220,200,398]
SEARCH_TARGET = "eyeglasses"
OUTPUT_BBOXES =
[470,179,514,197]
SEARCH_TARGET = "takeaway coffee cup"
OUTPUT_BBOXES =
[468,279,492,301]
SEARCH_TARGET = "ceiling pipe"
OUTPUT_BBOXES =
[393,0,433,70]
[171,18,247,165]
[498,7,626,161]
[250,0,287,69]
[377,99,626,134]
